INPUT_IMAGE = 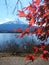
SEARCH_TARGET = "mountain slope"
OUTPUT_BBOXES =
[0,22,28,33]
[0,20,37,33]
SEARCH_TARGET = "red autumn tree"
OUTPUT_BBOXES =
[17,0,49,62]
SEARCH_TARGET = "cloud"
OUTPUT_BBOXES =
[0,18,15,24]
[5,18,11,22]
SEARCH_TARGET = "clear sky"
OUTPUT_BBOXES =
[0,0,32,24]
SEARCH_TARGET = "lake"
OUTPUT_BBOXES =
[0,33,49,45]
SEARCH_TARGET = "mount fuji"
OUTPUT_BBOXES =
[0,19,28,33]
[0,19,38,33]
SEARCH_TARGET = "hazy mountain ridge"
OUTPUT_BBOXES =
[0,20,28,33]
[0,20,37,33]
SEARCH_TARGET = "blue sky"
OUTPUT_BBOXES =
[0,0,32,24]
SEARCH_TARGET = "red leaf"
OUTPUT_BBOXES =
[29,17,35,26]
[39,43,46,50]
[25,54,36,61]
[43,11,49,18]
[40,50,49,60]
[23,5,32,10]
[34,0,40,5]
[33,46,39,53]
[37,27,42,35]
[17,28,22,32]
[20,30,26,38]
[20,33,24,38]
[24,28,30,33]
[43,50,48,54]
[13,29,17,32]
[17,10,26,17]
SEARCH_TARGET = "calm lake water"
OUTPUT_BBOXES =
[0,33,49,45]
[0,33,35,45]
[0,33,20,44]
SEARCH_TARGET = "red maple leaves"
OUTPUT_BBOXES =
[25,54,36,61]
[33,43,46,53]
[25,44,49,61]
[20,27,30,38]
[17,0,49,62]
[40,50,49,60]
[29,17,35,26]
[13,28,22,33]
[34,0,40,5]
[17,10,26,17]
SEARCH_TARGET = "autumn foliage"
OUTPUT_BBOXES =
[17,0,49,62]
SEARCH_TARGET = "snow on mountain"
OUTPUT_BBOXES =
[0,19,28,33]
[0,19,38,33]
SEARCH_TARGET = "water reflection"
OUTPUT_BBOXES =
[0,33,49,45]
[0,33,16,44]
[0,33,35,45]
